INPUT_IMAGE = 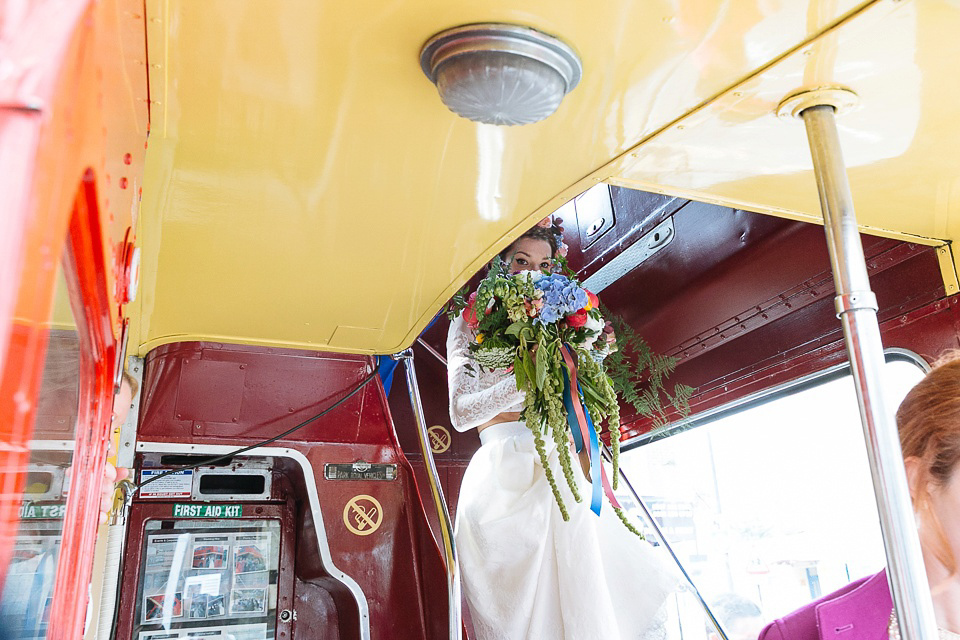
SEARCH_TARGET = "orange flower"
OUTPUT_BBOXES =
[584,290,599,311]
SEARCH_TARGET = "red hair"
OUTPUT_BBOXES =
[896,350,960,574]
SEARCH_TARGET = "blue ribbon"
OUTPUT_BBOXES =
[560,360,603,515]
[581,384,603,516]
[560,366,583,452]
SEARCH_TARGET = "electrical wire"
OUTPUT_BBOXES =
[134,369,379,493]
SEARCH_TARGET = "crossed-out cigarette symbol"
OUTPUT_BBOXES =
[427,425,451,454]
[343,495,383,536]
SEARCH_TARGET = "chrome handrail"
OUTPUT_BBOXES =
[394,349,461,639]
[602,446,728,640]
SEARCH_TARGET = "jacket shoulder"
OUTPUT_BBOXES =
[757,571,889,640]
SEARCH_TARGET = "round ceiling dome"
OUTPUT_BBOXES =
[419,23,582,126]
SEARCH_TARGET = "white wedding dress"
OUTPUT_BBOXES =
[447,315,682,640]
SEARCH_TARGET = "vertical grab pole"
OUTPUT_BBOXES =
[799,102,937,640]
[394,349,462,639]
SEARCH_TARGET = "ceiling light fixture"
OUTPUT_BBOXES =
[419,23,582,126]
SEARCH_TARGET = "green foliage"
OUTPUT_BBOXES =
[446,284,472,320]
[601,305,694,429]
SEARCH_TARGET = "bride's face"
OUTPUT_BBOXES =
[506,237,553,273]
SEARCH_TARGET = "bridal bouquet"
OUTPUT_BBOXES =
[451,257,636,528]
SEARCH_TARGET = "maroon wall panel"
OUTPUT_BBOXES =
[408,187,956,444]
[136,342,449,639]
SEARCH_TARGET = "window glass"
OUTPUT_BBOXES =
[618,359,925,639]
[134,519,281,640]
[0,268,80,639]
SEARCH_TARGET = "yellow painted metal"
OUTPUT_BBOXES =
[936,246,959,298]
[48,271,76,331]
[607,0,960,279]
[132,0,960,355]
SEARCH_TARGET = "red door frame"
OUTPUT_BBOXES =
[47,172,118,640]
[0,1,146,636]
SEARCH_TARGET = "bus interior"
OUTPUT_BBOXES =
[2,1,959,639]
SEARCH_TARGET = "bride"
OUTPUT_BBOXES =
[447,221,682,639]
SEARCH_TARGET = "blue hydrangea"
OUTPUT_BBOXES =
[534,274,588,325]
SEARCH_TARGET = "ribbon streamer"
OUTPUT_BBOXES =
[559,345,621,515]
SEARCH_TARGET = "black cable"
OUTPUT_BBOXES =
[135,369,379,493]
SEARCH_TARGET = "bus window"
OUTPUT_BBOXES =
[619,358,926,639]
[0,268,81,639]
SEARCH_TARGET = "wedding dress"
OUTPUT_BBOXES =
[447,315,682,640]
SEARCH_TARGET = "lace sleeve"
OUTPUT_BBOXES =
[447,315,525,432]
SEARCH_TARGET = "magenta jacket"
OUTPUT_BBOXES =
[758,570,892,640]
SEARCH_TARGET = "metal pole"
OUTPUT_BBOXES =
[800,104,937,639]
[602,447,728,640]
[394,349,461,639]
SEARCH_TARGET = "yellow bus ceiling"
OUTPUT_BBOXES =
[133,0,958,355]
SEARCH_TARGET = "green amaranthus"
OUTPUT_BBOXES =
[449,258,692,533]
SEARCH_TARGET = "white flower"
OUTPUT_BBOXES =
[513,270,544,283]
[584,314,603,334]
[581,314,604,349]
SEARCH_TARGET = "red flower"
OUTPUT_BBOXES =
[566,309,588,328]
[462,292,480,329]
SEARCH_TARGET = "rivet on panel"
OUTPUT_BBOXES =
[194,423,201,430]
[120,178,128,189]
[124,153,132,165]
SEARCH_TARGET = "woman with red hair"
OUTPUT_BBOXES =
[760,352,960,639]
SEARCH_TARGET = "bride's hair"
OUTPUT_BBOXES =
[498,223,561,261]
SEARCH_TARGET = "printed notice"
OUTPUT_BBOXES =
[135,528,277,639]
[145,534,189,574]
[140,470,193,499]
[191,536,229,570]
[137,623,267,640]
